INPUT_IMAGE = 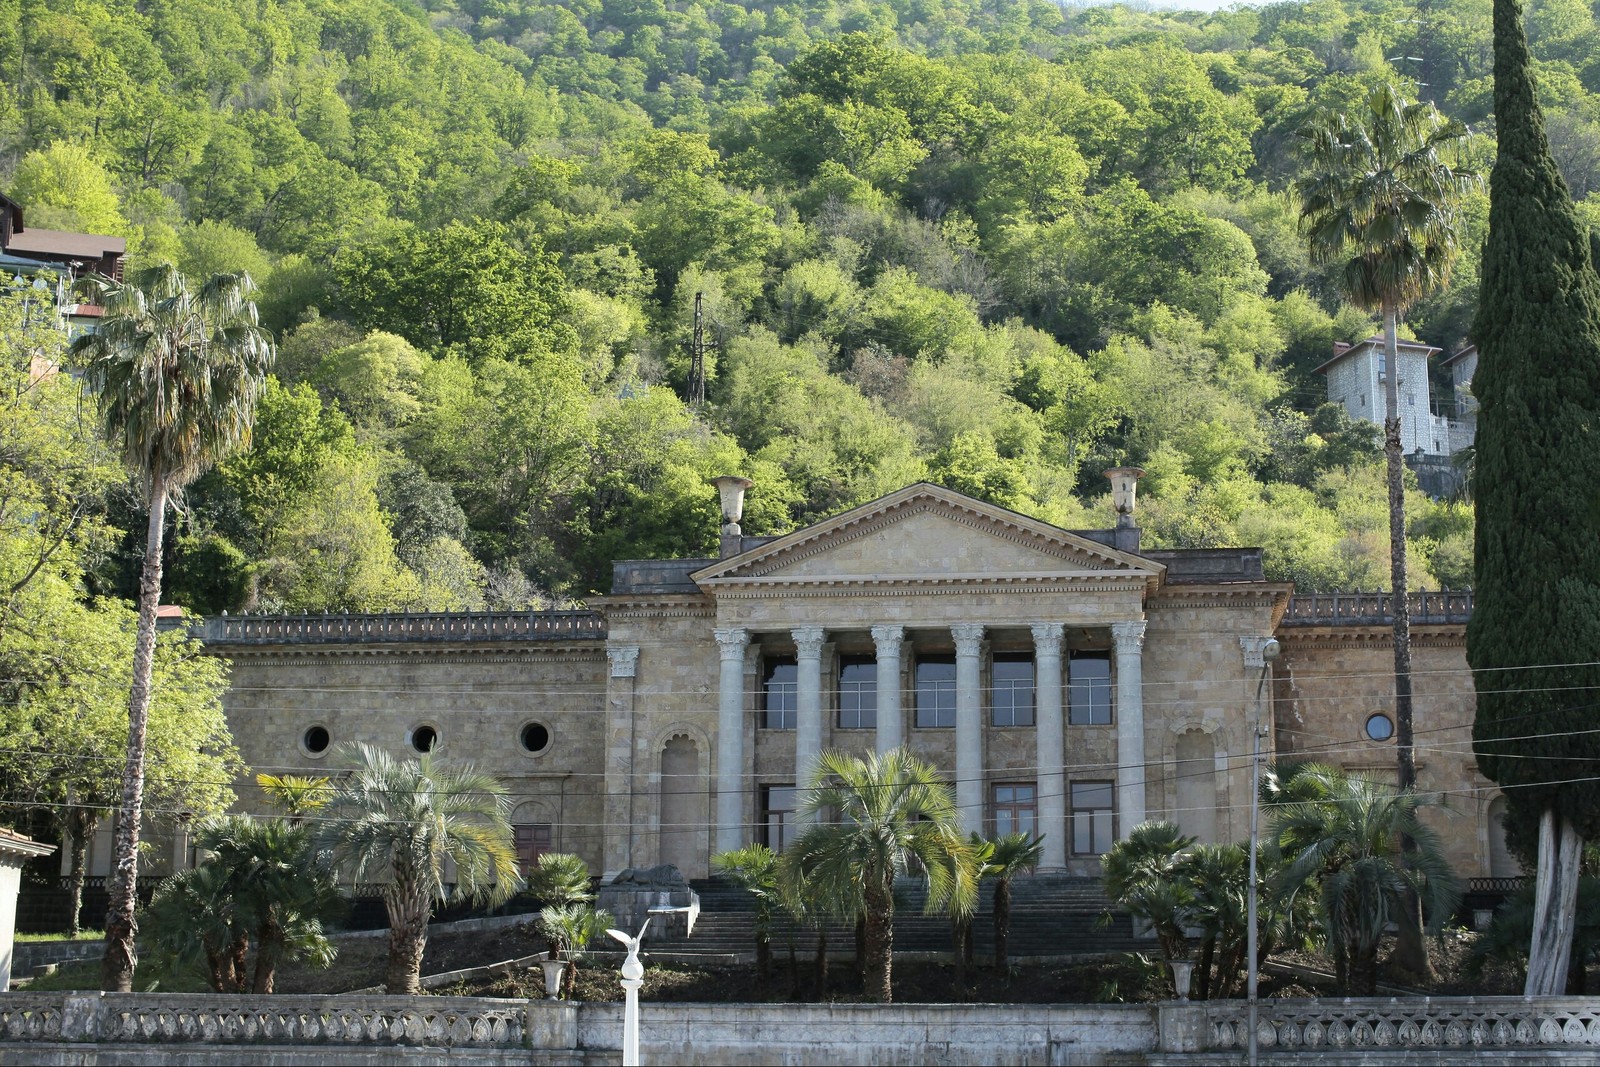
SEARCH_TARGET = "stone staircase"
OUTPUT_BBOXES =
[646,875,1144,960]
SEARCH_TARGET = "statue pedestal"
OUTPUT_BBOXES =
[598,865,699,939]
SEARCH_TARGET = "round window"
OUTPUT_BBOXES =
[1365,713,1395,742]
[302,725,331,756]
[411,724,439,753]
[520,722,551,755]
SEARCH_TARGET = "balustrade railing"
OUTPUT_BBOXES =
[1198,996,1600,1053]
[0,992,528,1049]
[1283,590,1473,625]
[193,610,604,645]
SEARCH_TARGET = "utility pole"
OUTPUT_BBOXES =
[688,291,710,408]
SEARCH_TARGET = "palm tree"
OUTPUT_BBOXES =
[142,815,340,993]
[256,773,333,823]
[713,843,780,979]
[1297,84,1473,801]
[929,834,985,993]
[536,901,612,998]
[986,831,1044,974]
[785,747,968,1003]
[525,852,594,908]
[317,742,522,993]
[70,264,273,991]
[1269,764,1463,994]
[1182,842,1248,999]
[1101,822,1196,969]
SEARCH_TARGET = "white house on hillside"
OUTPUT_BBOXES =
[1315,336,1475,458]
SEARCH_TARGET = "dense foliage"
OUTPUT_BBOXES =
[12,0,1594,605]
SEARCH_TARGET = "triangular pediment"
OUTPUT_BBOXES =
[691,483,1164,589]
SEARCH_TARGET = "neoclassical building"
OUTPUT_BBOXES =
[174,479,1509,887]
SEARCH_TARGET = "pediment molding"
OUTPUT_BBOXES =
[692,484,1164,590]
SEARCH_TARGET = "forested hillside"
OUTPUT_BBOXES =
[7,0,1584,610]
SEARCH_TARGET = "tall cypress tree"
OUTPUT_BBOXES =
[1471,0,1600,996]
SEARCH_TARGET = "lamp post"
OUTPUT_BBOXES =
[1246,636,1280,1067]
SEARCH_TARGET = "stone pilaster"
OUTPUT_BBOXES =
[953,623,986,833]
[1112,619,1147,838]
[1032,623,1066,872]
[603,644,640,876]
[793,626,826,814]
[714,628,750,856]
[871,625,906,754]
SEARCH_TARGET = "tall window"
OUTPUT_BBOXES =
[514,823,553,876]
[915,655,957,728]
[837,655,877,730]
[763,657,797,730]
[1068,651,1112,725]
[763,785,798,853]
[991,653,1035,727]
[993,783,1037,838]
[1071,781,1114,855]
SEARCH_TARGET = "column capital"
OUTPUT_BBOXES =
[870,624,906,646]
[1110,619,1146,653]
[792,626,826,658]
[606,645,640,678]
[951,623,985,656]
[714,627,749,659]
[1239,635,1278,669]
[1030,623,1064,657]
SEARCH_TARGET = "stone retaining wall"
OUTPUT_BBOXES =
[6,992,1600,1066]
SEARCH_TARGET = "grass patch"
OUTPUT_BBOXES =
[16,930,104,943]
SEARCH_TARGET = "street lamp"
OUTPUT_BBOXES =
[1246,636,1280,1067]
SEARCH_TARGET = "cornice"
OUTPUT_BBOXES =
[224,647,605,666]
[707,573,1152,598]
[1276,625,1466,651]
[1149,585,1290,614]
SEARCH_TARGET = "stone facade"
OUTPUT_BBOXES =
[52,483,1507,889]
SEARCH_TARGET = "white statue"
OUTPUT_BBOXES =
[607,917,650,982]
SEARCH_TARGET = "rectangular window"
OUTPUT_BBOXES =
[915,655,957,728]
[1071,782,1114,855]
[763,657,797,730]
[837,655,877,730]
[993,782,1037,838]
[991,653,1035,727]
[763,785,797,853]
[1068,652,1112,725]
[514,823,553,876]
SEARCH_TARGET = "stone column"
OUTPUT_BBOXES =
[602,644,640,877]
[1112,620,1147,838]
[714,628,750,856]
[793,627,826,814]
[953,623,986,833]
[871,625,906,754]
[1032,623,1066,872]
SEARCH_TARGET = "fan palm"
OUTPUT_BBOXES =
[1269,764,1463,994]
[69,264,273,991]
[1297,84,1474,800]
[256,773,333,822]
[1101,822,1197,966]
[986,831,1044,973]
[785,747,967,1003]
[142,815,340,993]
[1182,842,1249,999]
[317,742,522,993]
[713,843,780,979]
[928,834,985,992]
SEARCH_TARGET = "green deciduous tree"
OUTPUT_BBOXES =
[1470,0,1600,997]
[318,742,520,994]
[70,263,272,991]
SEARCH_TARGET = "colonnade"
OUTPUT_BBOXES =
[711,619,1147,871]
